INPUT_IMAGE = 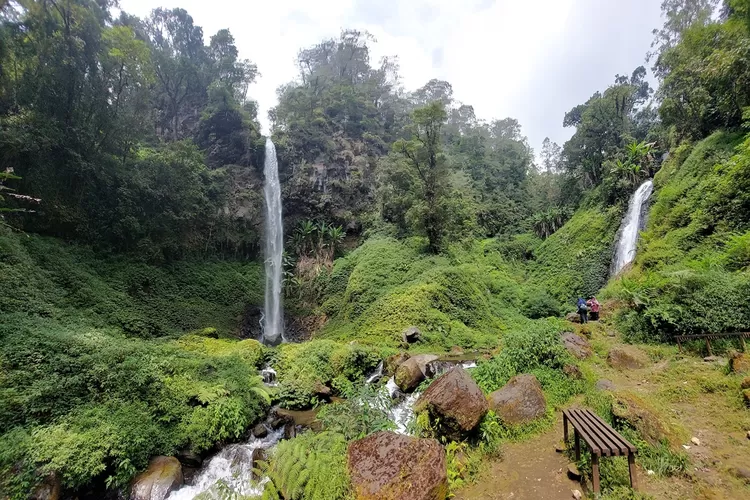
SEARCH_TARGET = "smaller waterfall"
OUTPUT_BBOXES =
[263,139,284,345]
[613,180,654,275]
[260,365,278,387]
[365,361,384,384]
[167,429,283,499]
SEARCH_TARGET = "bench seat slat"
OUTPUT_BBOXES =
[578,410,629,455]
[572,409,618,456]
[564,409,637,456]
[566,410,602,455]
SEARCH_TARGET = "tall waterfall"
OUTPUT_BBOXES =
[263,139,283,345]
[612,179,654,275]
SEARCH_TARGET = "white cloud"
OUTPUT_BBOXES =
[118,0,663,155]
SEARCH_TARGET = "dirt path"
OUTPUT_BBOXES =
[455,419,580,500]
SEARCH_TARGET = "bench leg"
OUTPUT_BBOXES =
[592,454,600,494]
[628,453,638,491]
[574,430,580,461]
[563,414,568,445]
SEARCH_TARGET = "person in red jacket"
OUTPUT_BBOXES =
[587,296,601,321]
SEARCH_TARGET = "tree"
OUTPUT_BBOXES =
[540,137,562,172]
[391,102,452,252]
[649,0,719,73]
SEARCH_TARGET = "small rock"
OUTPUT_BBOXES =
[313,381,332,399]
[566,312,581,324]
[567,464,581,480]
[703,356,722,363]
[682,445,691,450]
[730,352,750,374]
[747,430,750,440]
[402,326,422,344]
[555,442,566,453]
[572,489,582,500]
[561,332,592,359]
[563,364,583,380]
[729,466,750,484]
[647,469,655,476]
[741,377,750,390]
[595,379,615,391]
[691,437,701,446]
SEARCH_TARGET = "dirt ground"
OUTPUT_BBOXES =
[456,321,750,499]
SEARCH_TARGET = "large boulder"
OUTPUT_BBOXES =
[402,326,422,344]
[561,332,592,359]
[385,352,410,376]
[730,352,750,374]
[607,346,649,370]
[131,456,183,500]
[414,368,488,439]
[612,393,670,446]
[347,431,447,500]
[487,374,547,425]
[395,354,439,392]
[30,473,61,500]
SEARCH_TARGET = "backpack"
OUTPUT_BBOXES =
[577,301,588,313]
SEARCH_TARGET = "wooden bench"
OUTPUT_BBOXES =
[674,332,749,355]
[563,408,638,494]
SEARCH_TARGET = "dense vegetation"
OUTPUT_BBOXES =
[3,0,750,498]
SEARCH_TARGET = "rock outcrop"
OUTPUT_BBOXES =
[414,368,488,439]
[487,374,547,425]
[402,326,422,344]
[612,393,670,446]
[385,352,410,376]
[347,431,448,500]
[607,346,649,370]
[131,456,183,500]
[565,312,581,324]
[730,352,750,374]
[561,332,592,359]
[395,354,439,392]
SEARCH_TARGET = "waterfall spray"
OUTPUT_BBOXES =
[263,139,283,345]
[612,179,654,275]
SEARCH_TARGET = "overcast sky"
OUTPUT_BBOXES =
[119,0,664,156]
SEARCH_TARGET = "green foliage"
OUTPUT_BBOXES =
[529,206,622,303]
[261,431,351,500]
[274,340,382,409]
[608,132,750,341]
[0,229,270,491]
[317,384,395,440]
[318,238,538,350]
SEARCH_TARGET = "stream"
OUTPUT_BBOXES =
[168,359,476,498]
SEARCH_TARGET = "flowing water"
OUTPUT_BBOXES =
[613,179,654,275]
[167,429,283,500]
[263,139,284,345]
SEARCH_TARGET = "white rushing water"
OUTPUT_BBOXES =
[263,139,284,345]
[613,179,654,275]
[167,429,283,500]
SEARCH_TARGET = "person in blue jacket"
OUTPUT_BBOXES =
[576,297,588,324]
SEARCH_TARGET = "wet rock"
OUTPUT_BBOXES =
[612,393,670,447]
[385,352,410,376]
[283,423,297,440]
[414,368,488,440]
[253,423,268,439]
[566,312,581,324]
[176,449,202,468]
[730,352,750,374]
[402,326,422,344]
[567,464,582,480]
[250,448,267,480]
[347,431,448,500]
[561,332,592,359]
[563,364,583,380]
[487,374,547,425]
[607,346,649,370]
[30,472,61,500]
[595,379,615,391]
[395,354,439,392]
[131,456,183,500]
